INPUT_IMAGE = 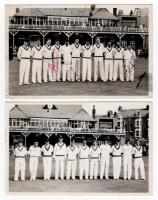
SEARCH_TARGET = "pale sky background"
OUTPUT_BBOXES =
[6,5,149,17]
[7,102,150,116]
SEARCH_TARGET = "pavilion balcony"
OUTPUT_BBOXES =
[9,126,125,135]
[9,23,148,33]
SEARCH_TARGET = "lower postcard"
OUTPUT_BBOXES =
[5,101,152,195]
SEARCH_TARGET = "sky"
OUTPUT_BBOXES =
[7,102,150,116]
[6,4,149,16]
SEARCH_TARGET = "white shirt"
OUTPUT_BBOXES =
[62,45,72,61]
[42,45,53,59]
[17,45,31,60]
[113,47,124,59]
[100,144,111,158]
[54,142,67,156]
[93,43,104,57]
[66,146,79,160]
[122,144,133,158]
[31,45,43,59]
[29,146,41,157]
[71,43,81,58]
[111,145,123,156]
[82,45,93,58]
[132,145,143,158]
[131,49,136,64]
[41,144,53,156]
[89,146,100,158]
[79,145,90,158]
[124,49,132,60]
[104,47,114,59]
[52,45,62,58]
[14,146,27,157]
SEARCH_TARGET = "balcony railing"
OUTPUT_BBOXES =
[9,24,148,33]
[9,126,125,135]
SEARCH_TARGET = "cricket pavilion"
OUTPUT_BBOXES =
[9,6,148,52]
[9,105,149,148]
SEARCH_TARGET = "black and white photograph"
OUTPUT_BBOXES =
[6,4,152,97]
[7,102,151,194]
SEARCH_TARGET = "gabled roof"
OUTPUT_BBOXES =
[9,105,29,119]
[9,105,83,119]
[15,8,46,17]
[70,108,95,121]
[120,109,149,118]
[14,8,117,20]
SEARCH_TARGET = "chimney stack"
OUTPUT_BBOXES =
[92,105,96,119]
[16,8,20,14]
[113,8,117,16]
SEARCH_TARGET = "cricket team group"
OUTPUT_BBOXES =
[13,135,145,182]
[17,37,136,85]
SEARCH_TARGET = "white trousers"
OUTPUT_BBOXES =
[32,60,42,83]
[104,60,113,81]
[29,157,39,180]
[125,60,134,81]
[43,59,53,82]
[134,158,145,180]
[79,159,89,180]
[113,60,124,81]
[123,157,132,179]
[52,59,61,81]
[62,60,71,81]
[43,157,52,180]
[94,57,104,81]
[55,156,65,180]
[14,158,25,181]
[66,160,77,179]
[113,157,122,179]
[71,58,80,81]
[82,58,92,81]
[90,159,99,179]
[100,157,110,179]
[19,59,30,85]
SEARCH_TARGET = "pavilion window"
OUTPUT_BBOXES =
[9,119,12,127]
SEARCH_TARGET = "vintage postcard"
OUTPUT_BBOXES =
[6,101,152,194]
[5,4,152,97]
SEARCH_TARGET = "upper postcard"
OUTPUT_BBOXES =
[6,4,152,98]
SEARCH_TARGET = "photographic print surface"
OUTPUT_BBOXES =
[6,4,152,97]
[7,102,151,194]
